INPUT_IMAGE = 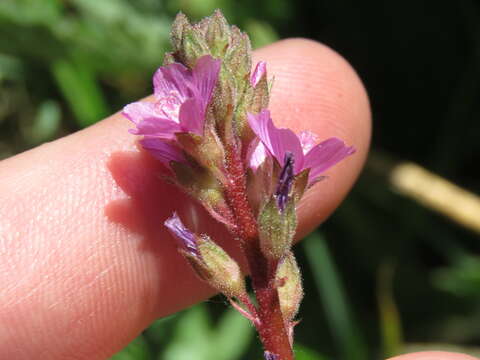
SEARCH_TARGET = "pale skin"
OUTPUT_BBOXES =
[0,39,475,360]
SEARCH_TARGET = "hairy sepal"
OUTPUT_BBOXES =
[170,161,235,230]
[197,235,247,298]
[258,196,297,260]
[276,252,303,322]
[292,168,310,203]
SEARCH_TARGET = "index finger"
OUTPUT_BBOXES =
[0,38,371,359]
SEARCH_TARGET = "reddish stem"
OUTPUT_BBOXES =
[224,145,294,360]
[244,241,294,360]
[238,294,260,323]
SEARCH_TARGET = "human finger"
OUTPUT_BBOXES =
[0,38,370,359]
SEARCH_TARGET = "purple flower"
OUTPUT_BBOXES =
[275,152,295,212]
[122,55,221,165]
[247,109,355,185]
[164,212,199,257]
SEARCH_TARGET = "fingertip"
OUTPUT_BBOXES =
[388,351,480,360]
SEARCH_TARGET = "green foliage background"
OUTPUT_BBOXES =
[1,0,479,359]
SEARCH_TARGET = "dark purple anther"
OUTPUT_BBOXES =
[275,151,295,212]
[264,351,279,360]
[164,212,199,257]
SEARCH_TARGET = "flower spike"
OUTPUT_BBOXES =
[123,11,356,359]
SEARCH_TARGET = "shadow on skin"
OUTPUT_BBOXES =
[104,149,244,313]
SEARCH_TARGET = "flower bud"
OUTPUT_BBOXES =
[257,153,297,259]
[276,252,303,321]
[257,196,297,260]
[204,9,230,57]
[197,235,246,298]
[250,61,267,88]
[170,13,209,68]
[170,12,189,52]
[165,212,200,257]
[168,164,235,231]
[164,213,246,298]
[168,10,271,145]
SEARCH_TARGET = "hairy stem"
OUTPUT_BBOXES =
[245,241,294,360]
[224,145,294,360]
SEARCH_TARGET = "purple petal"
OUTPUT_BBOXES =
[250,61,267,87]
[153,62,193,100]
[275,151,295,212]
[247,139,268,171]
[304,137,355,181]
[164,212,199,257]
[270,127,304,173]
[298,130,318,154]
[248,110,304,173]
[264,351,279,360]
[132,118,181,139]
[144,56,220,139]
[123,102,161,125]
[192,55,221,108]
[123,102,181,139]
[179,97,205,135]
[140,138,186,165]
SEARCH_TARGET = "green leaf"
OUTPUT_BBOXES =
[211,307,253,360]
[109,335,150,360]
[303,232,369,360]
[377,262,403,358]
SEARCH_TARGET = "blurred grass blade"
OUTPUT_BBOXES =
[51,58,109,127]
[433,255,480,298]
[294,343,329,360]
[109,335,150,360]
[0,53,24,81]
[163,304,212,360]
[377,261,403,358]
[26,100,61,144]
[211,307,254,360]
[245,20,278,49]
[303,232,368,360]
[144,314,179,346]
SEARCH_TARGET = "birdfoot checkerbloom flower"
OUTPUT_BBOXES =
[122,10,355,360]
[122,55,220,165]
[248,109,355,185]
